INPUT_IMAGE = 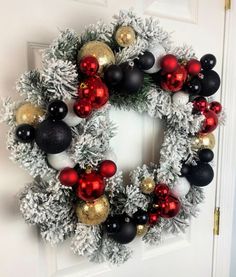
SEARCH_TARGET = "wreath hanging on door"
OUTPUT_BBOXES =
[1,10,224,264]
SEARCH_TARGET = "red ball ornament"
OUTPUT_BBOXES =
[76,171,105,201]
[78,77,109,109]
[192,96,208,112]
[59,167,78,187]
[79,56,99,76]
[99,160,117,178]
[201,110,218,133]
[154,183,170,200]
[209,101,222,114]
[157,195,181,219]
[160,54,178,73]
[77,82,91,98]
[161,65,187,92]
[186,59,201,76]
[74,99,92,118]
[148,212,159,226]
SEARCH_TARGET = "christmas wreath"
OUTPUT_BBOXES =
[1,10,224,264]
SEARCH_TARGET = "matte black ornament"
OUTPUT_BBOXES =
[199,70,221,96]
[48,100,68,120]
[104,216,121,234]
[109,215,137,244]
[15,124,35,143]
[136,51,155,70]
[180,164,190,177]
[121,64,144,93]
[133,210,149,225]
[198,148,214,163]
[186,78,202,94]
[200,54,216,70]
[104,64,123,87]
[35,118,72,154]
[186,162,214,187]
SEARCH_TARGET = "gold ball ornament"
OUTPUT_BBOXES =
[140,177,155,194]
[136,224,149,237]
[76,195,110,225]
[78,41,115,75]
[115,26,136,47]
[192,133,215,150]
[15,103,44,126]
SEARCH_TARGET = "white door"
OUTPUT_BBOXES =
[0,1,225,277]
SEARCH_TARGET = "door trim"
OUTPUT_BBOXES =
[212,5,236,277]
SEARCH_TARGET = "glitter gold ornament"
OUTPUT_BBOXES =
[15,103,44,126]
[78,41,115,75]
[140,177,155,194]
[76,195,110,225]
[115,26,136,47]
[192,133,215,150]
[136,224,148,236]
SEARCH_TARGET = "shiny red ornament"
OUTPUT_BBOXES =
[74,99,92,118]
[76,171,105,201]
[161,65,187,92]
[201,110,218,133]
[186,59,201,76]
[154,183,170,200]
[59,167,78,187]
[79,56,99,76]
[160,54,178,73]
[192,97,208,112]
[148,212,159,226]
[157,195,181,219]
[209,101,222,114]
[78,76,109,109]
[99,160,117,178]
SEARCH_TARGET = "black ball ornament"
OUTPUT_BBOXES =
[133,210,149,225]
[198,148,214,162]
[136,51,155,70]
[180,163,190,177]
[186,162,214,187]
[104,216,121,234]
[48,100,68,120]
[200,54,216,70]
[108,215,137,244]
[104,64,123,87]
[199,70,221,96]
[15,124,35,143]
[35,118,72,154]
[121,64,144,93]
[186,78,202,94]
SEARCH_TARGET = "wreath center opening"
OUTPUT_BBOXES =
[109,108,165,181]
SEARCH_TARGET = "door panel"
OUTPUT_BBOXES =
[0,1,224,276]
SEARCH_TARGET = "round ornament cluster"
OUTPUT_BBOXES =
[2,10,224,265]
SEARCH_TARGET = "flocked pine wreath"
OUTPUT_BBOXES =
[1,10,225,265]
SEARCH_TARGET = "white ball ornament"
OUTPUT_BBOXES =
[172,177,191,197]
[47,151,75,170]
[103,149,117,163]
[172,91,189,105]
[62,100,83,127]
[144,43,166,74]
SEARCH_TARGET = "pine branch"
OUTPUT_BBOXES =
[19,177,77,244]
[71,223,102,256]
[16,70,47,106]
[43,29,79,63]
